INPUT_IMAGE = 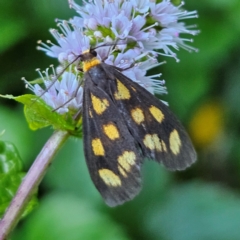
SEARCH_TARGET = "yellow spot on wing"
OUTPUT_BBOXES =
[118,151,136,176]
[118,167,127,177]
[114,79,131,100]
[149,105,164,123]
[103,123,119,140]
[83,58,101,72]
[169,129,181,155]
[131,107,145,124]
[99,169,121,187]
[161,140,167,152]
[143,134,162,152]
[91,94,109,115]
[92,138,105,156]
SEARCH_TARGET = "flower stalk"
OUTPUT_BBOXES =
[0,130,70,240]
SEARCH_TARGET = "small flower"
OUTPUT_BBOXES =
[110,12,133,40]
[39,0,199,65]
[104,49,166,95]
[131,0,150,13]
[67,0,199,58]
[37,21,90,63]
[147,0,199,59]
[25,69,83,114]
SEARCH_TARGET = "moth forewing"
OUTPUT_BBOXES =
[82,65,142,207]
[102,63,197,170]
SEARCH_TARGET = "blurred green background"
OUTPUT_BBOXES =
[1,0,240,239]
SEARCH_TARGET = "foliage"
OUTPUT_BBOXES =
[0,141,38,218]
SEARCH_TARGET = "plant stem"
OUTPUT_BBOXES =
[0,130,69,240]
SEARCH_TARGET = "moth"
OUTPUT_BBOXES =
[79,49,196,207]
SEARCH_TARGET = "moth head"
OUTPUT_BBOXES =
[79,49,98,62]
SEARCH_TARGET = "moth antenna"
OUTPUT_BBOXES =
[41,55,80,97]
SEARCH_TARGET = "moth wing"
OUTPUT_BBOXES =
[102,63,196,170]
[82,73,143,207]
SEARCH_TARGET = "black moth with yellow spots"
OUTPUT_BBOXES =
[80,49,196,207]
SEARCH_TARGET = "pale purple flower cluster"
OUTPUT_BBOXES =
[26,70,83,114]
[34,0,198,114]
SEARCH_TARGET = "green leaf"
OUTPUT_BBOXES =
[143,182,240,240]
[12,193,129,240]
[0,141,38,218]
[0,94,77,132]
[0,141,22,174]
